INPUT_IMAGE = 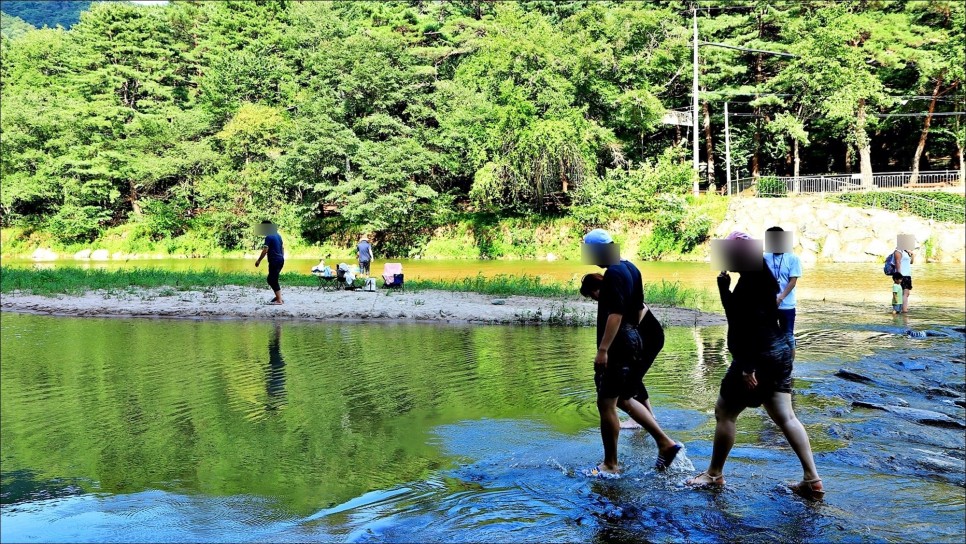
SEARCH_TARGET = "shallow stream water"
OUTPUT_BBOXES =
[2,302,964,542]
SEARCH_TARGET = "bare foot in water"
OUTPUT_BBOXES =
[686,471,725,487]
[619,419,642,429]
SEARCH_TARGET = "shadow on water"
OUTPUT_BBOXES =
[1,308,963,542]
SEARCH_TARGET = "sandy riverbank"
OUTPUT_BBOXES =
[0,286,725,326]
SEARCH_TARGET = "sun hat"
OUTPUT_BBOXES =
[725,231,751,240]
[583,229,614,245]
[360,235,368,241]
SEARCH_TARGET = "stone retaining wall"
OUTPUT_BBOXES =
[714,196,965,264]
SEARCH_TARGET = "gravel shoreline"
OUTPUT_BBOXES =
[0,285,726,326]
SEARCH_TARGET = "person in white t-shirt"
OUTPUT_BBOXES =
[764,226,802,360]
[892,246,914,313]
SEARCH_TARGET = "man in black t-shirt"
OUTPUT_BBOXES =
[580,229,682,478]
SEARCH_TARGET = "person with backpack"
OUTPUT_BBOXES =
[579,229,682,478]
[893,246,914,314]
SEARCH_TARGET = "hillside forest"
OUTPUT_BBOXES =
[1,1,963,257]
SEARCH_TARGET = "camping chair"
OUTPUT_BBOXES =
[312,260,336,291]
[314,271,338,291]
[382,263,404,290]
[312,262,338,291]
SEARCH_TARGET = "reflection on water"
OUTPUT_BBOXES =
[1,311,964,542]
[266,323,287,413]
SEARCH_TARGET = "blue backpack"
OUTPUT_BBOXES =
[883,252,897,276]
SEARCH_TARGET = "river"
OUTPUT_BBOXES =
[2,300,964,541]
[4,258,966,310]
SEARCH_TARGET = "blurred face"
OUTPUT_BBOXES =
[710,238,764,272]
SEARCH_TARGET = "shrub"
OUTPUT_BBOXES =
[45,204,111,243]
[137,198,187,240]
[756,176,787,198]
[638,194,711,260]
[570,148,694,223]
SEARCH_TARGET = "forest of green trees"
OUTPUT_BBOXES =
[1,1,963,257]
[0,0,92,29]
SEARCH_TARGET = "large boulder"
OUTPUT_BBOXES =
[90,249,110,261]
[31,248,58,261]
[73,249,92,260]
[821,232,841,260]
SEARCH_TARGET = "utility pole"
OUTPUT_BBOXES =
[692,4,700,196]
[724,101,732,195]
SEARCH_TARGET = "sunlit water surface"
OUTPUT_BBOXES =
[2,305,964,542]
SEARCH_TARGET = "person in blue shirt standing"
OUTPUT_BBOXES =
[763,226,801,360]
[357,235,374,276]
[255,220,285,305]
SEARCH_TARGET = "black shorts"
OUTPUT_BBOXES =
[900,276,912,291]
[595,326,644,400]
[719,337,794,409]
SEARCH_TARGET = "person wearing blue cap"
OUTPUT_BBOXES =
[580,229,682,478]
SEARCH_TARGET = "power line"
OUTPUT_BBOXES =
[877,112,966,118]
[725,112,965,118]
[699,40,797,58]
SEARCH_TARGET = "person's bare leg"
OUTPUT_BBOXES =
[597,396,621,473]
[762,392,821,483]
[689,395,743,485]
[902,288,910,313]
[617,397,676,452]
[642,398,656,417]
[274,290,284,304]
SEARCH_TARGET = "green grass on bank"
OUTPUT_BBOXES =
[832,191,965,224]
[0,267,709,310]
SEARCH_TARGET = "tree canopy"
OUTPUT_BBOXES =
[1,0,963,253]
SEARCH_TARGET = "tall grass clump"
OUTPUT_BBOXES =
[408,274,577,298]
[0,267,318,296]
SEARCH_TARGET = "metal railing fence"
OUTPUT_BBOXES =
[734,170,962,197]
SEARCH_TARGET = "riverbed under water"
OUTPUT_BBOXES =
[2,302,964,542]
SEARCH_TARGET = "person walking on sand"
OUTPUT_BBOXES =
[580,229,682,478]
[764,226,802,360]
[687,231,824,501]
[357,235,374,277]
[255,220,285,305]
[893,245,914,314]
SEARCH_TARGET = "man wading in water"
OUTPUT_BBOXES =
[581,229,682,478]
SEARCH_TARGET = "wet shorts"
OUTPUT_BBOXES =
[595,326,644,400]
[719,337,794,409]
[900,276,913,291]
